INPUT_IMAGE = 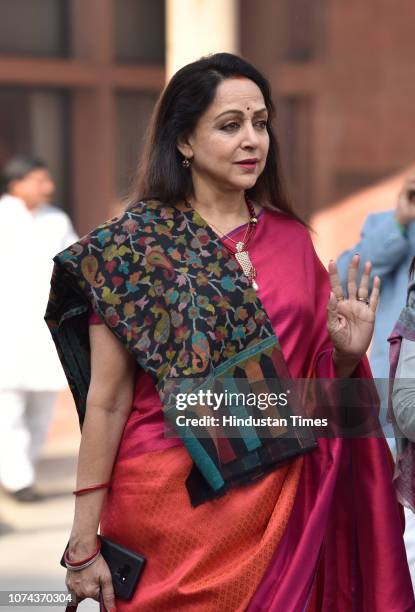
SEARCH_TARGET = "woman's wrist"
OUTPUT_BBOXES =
[68,532,99,560]
[64,539,101,569]
[332,349,361,377]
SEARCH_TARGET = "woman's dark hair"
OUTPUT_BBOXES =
[128,52,304,224]
[1,154,47,194]
[410,256,415,279]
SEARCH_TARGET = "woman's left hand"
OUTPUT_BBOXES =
[327,254,380,362]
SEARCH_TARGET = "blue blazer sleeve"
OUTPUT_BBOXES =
[336,211,410,290]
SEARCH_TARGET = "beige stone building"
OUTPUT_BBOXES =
[0,0,414,237]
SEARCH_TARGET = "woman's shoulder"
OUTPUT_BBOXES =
[56,198,180,269]
[78,199,169,244]
[54,200,153,266]
[95,199,164,230]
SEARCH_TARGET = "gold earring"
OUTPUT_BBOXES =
[181,158,191,168]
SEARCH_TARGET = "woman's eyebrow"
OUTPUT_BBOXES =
[214,107,268,120]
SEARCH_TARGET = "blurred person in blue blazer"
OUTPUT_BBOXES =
[338,175,415,380]
[337,174,415,586]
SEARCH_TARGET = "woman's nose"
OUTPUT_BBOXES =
[241,123,259,149]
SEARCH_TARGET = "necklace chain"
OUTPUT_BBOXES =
[186,198,259,289]
[207,216,251,246]
[187,198,256,244]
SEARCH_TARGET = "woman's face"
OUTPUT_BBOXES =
[179,77,269,195]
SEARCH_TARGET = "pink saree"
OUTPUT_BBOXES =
[96,208,414,611]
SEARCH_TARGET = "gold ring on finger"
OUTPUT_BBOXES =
[357,297,370,305]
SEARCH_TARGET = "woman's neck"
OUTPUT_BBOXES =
[188,184,258,234]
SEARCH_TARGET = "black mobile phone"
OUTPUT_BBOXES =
[60,535,146,600]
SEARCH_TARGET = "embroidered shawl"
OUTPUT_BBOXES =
[45,199,317,506]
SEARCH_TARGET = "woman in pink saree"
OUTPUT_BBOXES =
[50,53,414,611]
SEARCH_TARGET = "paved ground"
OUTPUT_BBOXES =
[0,391,97,611]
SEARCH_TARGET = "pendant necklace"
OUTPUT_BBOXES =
[187,198,259,290]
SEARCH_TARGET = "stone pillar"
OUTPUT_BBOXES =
[69,0,117,233]
[166,0,239,79]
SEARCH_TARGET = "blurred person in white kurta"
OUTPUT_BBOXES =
[0,155,78,502]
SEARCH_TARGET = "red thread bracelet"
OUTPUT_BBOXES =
[64,539,101,567]
[72,482,110,496]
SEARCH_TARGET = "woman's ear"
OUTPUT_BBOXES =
[177,135,193,161]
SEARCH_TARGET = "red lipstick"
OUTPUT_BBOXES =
[235,158,259,169]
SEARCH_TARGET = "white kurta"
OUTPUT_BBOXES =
[0,195,78,391]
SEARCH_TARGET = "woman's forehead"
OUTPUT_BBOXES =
[209,78,266,114]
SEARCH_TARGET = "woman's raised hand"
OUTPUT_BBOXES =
[327,254,380,362]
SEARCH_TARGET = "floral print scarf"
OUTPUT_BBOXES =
[45,199,317,506]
